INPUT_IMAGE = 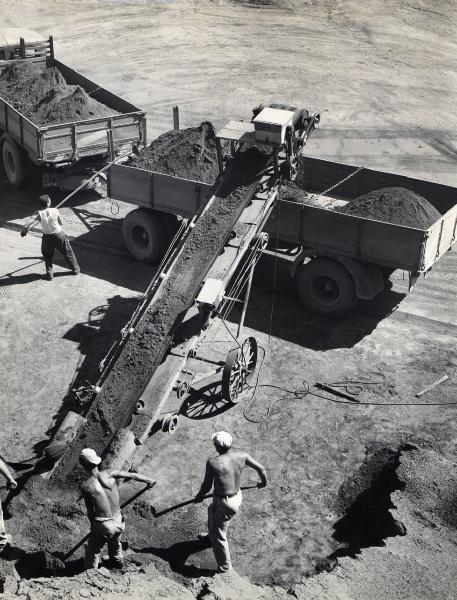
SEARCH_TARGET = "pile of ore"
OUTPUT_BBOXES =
[0,61,118,125]
[129,121,220,183]
[338,186,441,228]
[279,182,441,229]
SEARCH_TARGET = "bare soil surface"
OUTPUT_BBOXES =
[0,62,118,125]
[1,0,457,599]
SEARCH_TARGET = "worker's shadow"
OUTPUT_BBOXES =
[180,382,233,420]
[19,296,141,461]
[0,271,73,287]
[134,537,214,578]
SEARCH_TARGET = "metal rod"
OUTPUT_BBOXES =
[315,382,360,402]
[415,374,448,397]
[216,139,224,176]
[237,260,255,338]
[173,105,179,131]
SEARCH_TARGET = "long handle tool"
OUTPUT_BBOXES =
[63,482,155,561]
[315,382,360,403]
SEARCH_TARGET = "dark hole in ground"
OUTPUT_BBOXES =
[329,447,407,563]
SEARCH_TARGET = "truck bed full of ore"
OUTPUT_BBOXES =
[279,182,441,229]
[128,122,220,184]
[0,61,119,125]
[53,143,272,487]
[338,186,441,229]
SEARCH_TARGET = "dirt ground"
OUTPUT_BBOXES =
[1,0,457,599]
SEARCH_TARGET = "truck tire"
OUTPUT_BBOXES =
[122,208,169,263]
[296,258,358,317]
[1,135,28,188]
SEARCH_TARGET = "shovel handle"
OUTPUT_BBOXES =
[315,382,360,402]
[63,483,153,561]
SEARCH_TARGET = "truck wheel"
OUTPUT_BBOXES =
[1,135,28,188]
[122,208,169,263]
[296,258,358,317]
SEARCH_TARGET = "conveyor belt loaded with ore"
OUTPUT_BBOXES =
[52,144,272,488]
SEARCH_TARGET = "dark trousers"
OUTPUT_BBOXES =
[41,232,79,276]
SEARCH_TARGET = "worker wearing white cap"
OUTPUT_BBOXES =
[79,448,155,570]
[194,432,267,573]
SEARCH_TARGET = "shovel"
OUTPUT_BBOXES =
[15,482,154,577]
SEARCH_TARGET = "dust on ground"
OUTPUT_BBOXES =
[129,122,220,184]
[0,62,118,125]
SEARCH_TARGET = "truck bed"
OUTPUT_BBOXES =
[108,163,214,218]
[0,48,146,165]
[265,157,457,273]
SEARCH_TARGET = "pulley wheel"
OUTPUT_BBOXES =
[222,337,258,404]
[161,413,179,435]
[176,380,190,400]
[133,400,145,415]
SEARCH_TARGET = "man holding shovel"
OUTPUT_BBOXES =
[194,432,267,573]
[21,194,80,281]
[79,448,155,570]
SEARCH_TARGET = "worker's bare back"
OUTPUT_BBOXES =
[81,470,120,519]
[208,450,261,496]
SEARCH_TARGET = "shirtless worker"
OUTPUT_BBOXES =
[0,457,17,555]
[79,448,155,570]
[194,431,267,573]
[21,194,80,280]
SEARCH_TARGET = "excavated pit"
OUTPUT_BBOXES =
[329,446,407,562]
[0,61,119,125]
[129,122,220,184]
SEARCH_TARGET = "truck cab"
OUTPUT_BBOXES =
[0,28,45,62]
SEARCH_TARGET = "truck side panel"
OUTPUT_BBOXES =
[42,114,145,162]
[266,202,427,271]
[293,157,457,272]
[0,57,146,164]
[109,164,213,218]
[0,100,40,162]
[422,203,457,271]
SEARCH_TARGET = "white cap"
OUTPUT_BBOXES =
[80,448,101,465]
[212,431,233,450]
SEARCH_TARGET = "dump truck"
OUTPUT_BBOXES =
[108,137,457,317]
[0,29,146,188]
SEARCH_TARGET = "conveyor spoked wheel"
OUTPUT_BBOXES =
[222,337,258,404]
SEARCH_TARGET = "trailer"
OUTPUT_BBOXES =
[267,157,457,316]
[109,150,457,317]
[108,165,214,263]
[0,31,146,188]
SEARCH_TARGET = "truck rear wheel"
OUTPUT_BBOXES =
[122,208,169,263]
[296,258,358,317]
[1,135,28,188]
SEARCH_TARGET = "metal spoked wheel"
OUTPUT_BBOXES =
[222,337,258,404]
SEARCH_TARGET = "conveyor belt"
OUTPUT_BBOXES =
[52,143,275,487]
